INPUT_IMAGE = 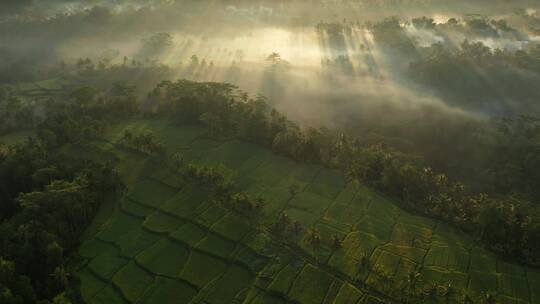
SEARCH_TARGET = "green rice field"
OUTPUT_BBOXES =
[76,119,539,304]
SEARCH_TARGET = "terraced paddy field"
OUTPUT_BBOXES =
[77,119,539,304]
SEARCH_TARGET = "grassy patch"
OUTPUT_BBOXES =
[364,195,399,224]
[78,269,107,303]
[354,217,393,242]
[90,285,127,304]
[322,203,363,232]
[332,283,363,304]
[431,224,474,249]
[313,168,346,187]
[469,247,497,273]
[136,239,189,277]
[179,251,227,288]
[96,212,142,243]
[424,244,469,273]
[211,213,253,242]
[333,181,362,205]
[158,125,206,151]
[235,151,271,178]
[258,186,293,216]
[304,182,343,200]
[371,250,401,275]
[288,264,335,304]
[159,184,208,218]
[378,244,426,264]
[115,227,161,258]
[143,211,184,233]
[289,191,333,216]
[88,253,129,280]
[530,276,540,303]
[390,222,432,248]
[328,250,360,279]
[284,207,320,228]
[141,277,198,304]
[468,271,497,295]
[201,265,254,304]
[112,261,154,302]
[170,222,207,246]
[196,233,237,259]
[232,245,268,272]
[497,260,526,276]
[250,155,297,186]
[79,238,119,259]
[196,205,228,227]
[250,291,287,304]
[201,140,260,170]
[120,198,155,218]
[498,274,530,301]
[149,168,186,189]
[127,179,179,208]
[394,258,417,281]
[267,264,300,296]
[421,267,469,290]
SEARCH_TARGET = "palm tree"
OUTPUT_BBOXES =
[332,235,343,249]
[293,220,302,236]
[358,252,371,271]
[307,229,321,249]
[171,152,184,172]
[481,292,497,304]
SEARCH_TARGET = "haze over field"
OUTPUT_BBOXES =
[3,0,540,121]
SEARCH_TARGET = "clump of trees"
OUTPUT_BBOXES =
[0,84,138,303]
[409,40,540,114]
[0,138,125,303]
[117,129,165,155]
[367,17,416,54]
[0,88,36,135]
[151,79,540,266]
[269,213,302,240]
[136,33,174,62]
[226,192,265,221]
[184,163,234,196]
[168,158,265,223]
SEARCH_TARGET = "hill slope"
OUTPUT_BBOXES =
[76,119,539,304]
